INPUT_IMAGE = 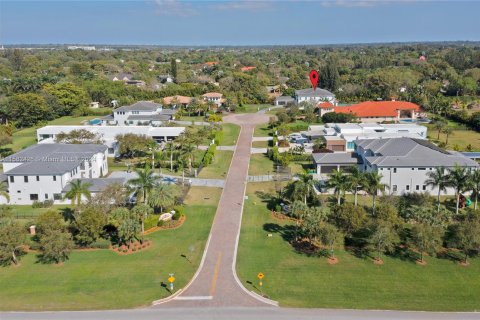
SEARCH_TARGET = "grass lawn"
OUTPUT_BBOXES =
[237,182,480,311]
[249,154,276,176]
[426,126,480,151]
[0,186,222,311]
[5,116,98,152]
[220,123,240,146]
[252,141,269,148]
[239,104,272,113]
[198,150,233,179]
[290,161,313,175]
[254,123,274,137]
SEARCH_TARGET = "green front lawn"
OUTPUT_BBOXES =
[5,116,98,152]
[0,186,222,311]
[198,150,233,179]
[236,182,480,311]
[254,123,274,137]
[239,104,272,113]
[220,123,240,146]
[248,153,275,176]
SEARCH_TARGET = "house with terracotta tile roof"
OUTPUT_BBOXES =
[202,92,224,106]
[317,101,335,116]
[241,66,256,72]
[333,100,422,123]
[163,95,193,107]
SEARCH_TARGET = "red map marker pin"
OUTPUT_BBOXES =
[309,70,319,91]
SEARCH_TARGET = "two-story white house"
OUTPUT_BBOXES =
[355,138,479,195]
[101,101,176,126]
[0,144,110,205]
[202,92,223,106]
[295,88,337,106]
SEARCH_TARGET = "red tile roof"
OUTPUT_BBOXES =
[202,92,223,98]
[241,66,256,71]
[334,101,421,118]
[318,101,334,109]
[205,61,218,66]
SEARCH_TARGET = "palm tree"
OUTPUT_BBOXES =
[148,183,179,213]
[442,127,454,145]
[128,166,159,204]
[327,169,347,205]
[347,167,366,206]
[64,180,92,206]
[165,141,176,172]
[434,120,446,140]
[0,180,10,203]
[294,173,316,205]
[425,167,448,213]
[365,171,388,215]
[468,169,480,210]
[447,165,470,215]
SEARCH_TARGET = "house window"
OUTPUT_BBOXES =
[24,176,28,183]
[422,185,426,191]
[411,168,415,171]
[53,176,57,181]
[45,193,49,199]
[108,148,114,154]
[418,168,426,171]
[53,193,62,200]
[36,176,40,181]
[416,185,420,191]
[30,194,38,201]
[9,176,14,183]
[392,185,397,192]
[406,185,410,191]
[393,168,397,173]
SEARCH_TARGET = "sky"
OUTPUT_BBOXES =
[0,0,479,45]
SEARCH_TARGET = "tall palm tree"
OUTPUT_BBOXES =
[148,183,179,213]
[128,166,159,204]
[442,127,454,145]
[347,167,366,206]
[468,169,480,210]
[365,171,388,215]
[425,166,448,213]
[327,169,347,205]
[294,173,316,205]
[64,180,92,206]
[0,180,10,203]
[165,141,176,172]
[434,120,446,140]
[447,165,470,215]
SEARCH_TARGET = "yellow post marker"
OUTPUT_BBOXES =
[168,273,175,292]
[257,272,264,288]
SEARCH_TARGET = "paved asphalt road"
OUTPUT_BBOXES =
[3,307,480,320]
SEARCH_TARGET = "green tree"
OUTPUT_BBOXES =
[442,127,454,145]
[332,203,367,235]
[0,220,25,266]
[0,180,10,203]
[410,223,444,263]
[365,171,388,215]
[39,229,74,264]
[367,223,399,261]
[452,215,480,264]
[318,222,343,259]
[131,203,153,238]
[73,206,106,247]
[115,133,155,158]
[43,82,90,116]
[425,167,448,213]
[447,165,470,215]
[467,169,480,210]
[319,57,340,92]
[148,183,179,213]
[347,167,366,206]
[294,173,316,205]
[36,210,65,235]
[327,169,348,205]
[171,58,178,81]
[110,207,141,246]
[433,120,447,140]
[64,180,92,206]
[3,93,52,127]
[128,166,159,204]
[55,129,104,144]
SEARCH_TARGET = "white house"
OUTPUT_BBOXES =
[202,92,223,106]
[306,123,428,152]
[295,88,337,105]
[36,125,186,157]
[0,144,110,205]
[101,101,176,126]
[355,138,479,195]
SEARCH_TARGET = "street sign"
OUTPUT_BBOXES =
[257,272,264,280]
[168,276,176,283]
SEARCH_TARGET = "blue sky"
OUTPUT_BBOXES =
[0,0,479,45]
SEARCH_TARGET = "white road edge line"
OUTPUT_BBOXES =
[174,296,213,300]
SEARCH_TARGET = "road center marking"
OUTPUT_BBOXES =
[210,252,222,296]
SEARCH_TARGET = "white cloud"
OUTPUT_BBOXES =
[153,0,198,16]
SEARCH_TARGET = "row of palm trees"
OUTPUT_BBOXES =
[325,168,387,215]
[425,165,480,214]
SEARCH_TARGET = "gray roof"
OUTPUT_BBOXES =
[275,96,295,102]
[1,144,107,175]
[62,178,125,193]
[312,152,359,165]
[357,138,479,168]
[115,101,162,112]
[295,88,335,98]
[109,73,132,81]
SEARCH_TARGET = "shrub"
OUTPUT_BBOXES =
[172,212,181,220]
[157,220,165,227]
[90,238,111,249]
[214,130,223,145]
[144,214,160,230]
[173,206,185,216]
